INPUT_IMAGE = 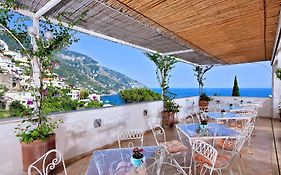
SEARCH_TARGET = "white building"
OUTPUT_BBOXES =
[42,78,66,89]
[0,39,8,51]
[0,56,16,74]
[5,92,36,109]
[3,50,22,61]
[67,90,80,100]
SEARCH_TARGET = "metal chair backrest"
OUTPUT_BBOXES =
[151,124,167,146]
[196,111,208,123]
[192,140,218,175]
[241,122,255,139]
[117,129,144,148]
[179,114,195,124]
[219,136,245,158]
[28,149,67,175]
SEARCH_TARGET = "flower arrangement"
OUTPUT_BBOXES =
[132,147,144,159]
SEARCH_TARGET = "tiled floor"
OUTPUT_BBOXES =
[59,118,281,175]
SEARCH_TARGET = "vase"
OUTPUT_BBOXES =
[130,156,145,168]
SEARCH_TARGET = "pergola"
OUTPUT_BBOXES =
[2,0,280,65]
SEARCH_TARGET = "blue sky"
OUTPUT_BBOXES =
[68,33,272,89]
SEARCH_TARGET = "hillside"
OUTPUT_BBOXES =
[53,49,144,94]
[0,34,144,94]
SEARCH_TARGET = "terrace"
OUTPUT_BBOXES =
[61,117,281,175]
[0,0,281,175]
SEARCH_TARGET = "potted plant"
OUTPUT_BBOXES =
[163,98,180,127]
[0,1,85,172]
[146,52,179,127]
[199,93,212,109]
[193,65,213,109]
[131,147,145,168]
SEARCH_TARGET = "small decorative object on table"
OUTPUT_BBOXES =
[229,103,233,110]
[221,109,226,116]
[131,148,145,168]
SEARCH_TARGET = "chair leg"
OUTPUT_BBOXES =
[238,156,244,175]
[247,139,253,155]
[194,162,197,175]
[229,165,234,175]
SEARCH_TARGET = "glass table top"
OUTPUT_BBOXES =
[206,112,237,119]
[176,123,239,140]
[85,146,185,175]
[206,112,251,120]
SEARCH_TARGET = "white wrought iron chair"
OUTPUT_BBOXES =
[196,111,209,123]
[192,140,218,175]
[179,114,195,124]
[28,149,67,175]
[117,129,144,149]
[151,125,190,174]
[176,126,193,175]
[240,122,255,154]
[213,136,246,175]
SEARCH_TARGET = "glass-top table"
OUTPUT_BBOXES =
[176,123,239,140]
[206,112,252,120]
[85,146,186,175]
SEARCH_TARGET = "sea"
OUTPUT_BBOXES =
[101,88,272,106]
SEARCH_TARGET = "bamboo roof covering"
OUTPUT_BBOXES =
[4,0,281,65]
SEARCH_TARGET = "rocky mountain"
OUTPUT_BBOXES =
[0,34,144,94]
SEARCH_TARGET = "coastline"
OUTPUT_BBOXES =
[101,88,272,106]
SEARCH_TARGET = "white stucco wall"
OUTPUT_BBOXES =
[0,95,272,174]
[210,96,272,117]
[272,56,281,119]
[0,97,199,175]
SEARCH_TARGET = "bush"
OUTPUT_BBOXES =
[85,100,103,108]
[199,93,212,101]
[120,88,162,103]
[42,96,79,114]
[80,89,89,99]
[163,99,180,113]
[9,101,29,117]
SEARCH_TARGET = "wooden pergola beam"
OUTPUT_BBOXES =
[35,0,63,18]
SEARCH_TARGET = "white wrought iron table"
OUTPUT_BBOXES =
[176,123,239,141]
[205,112,252,120]
[85,146,187,175]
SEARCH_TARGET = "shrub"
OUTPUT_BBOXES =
[120,88,162,103]
[80,89,89,99]
[85,100,103,108]
[163,99,180,113]
[199,93,212,101]
[9,101,29,117]
[42,96,79,114]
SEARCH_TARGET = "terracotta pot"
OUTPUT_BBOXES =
[199,100,209,110]
[161,111,175,128]
[21,134,56,174]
